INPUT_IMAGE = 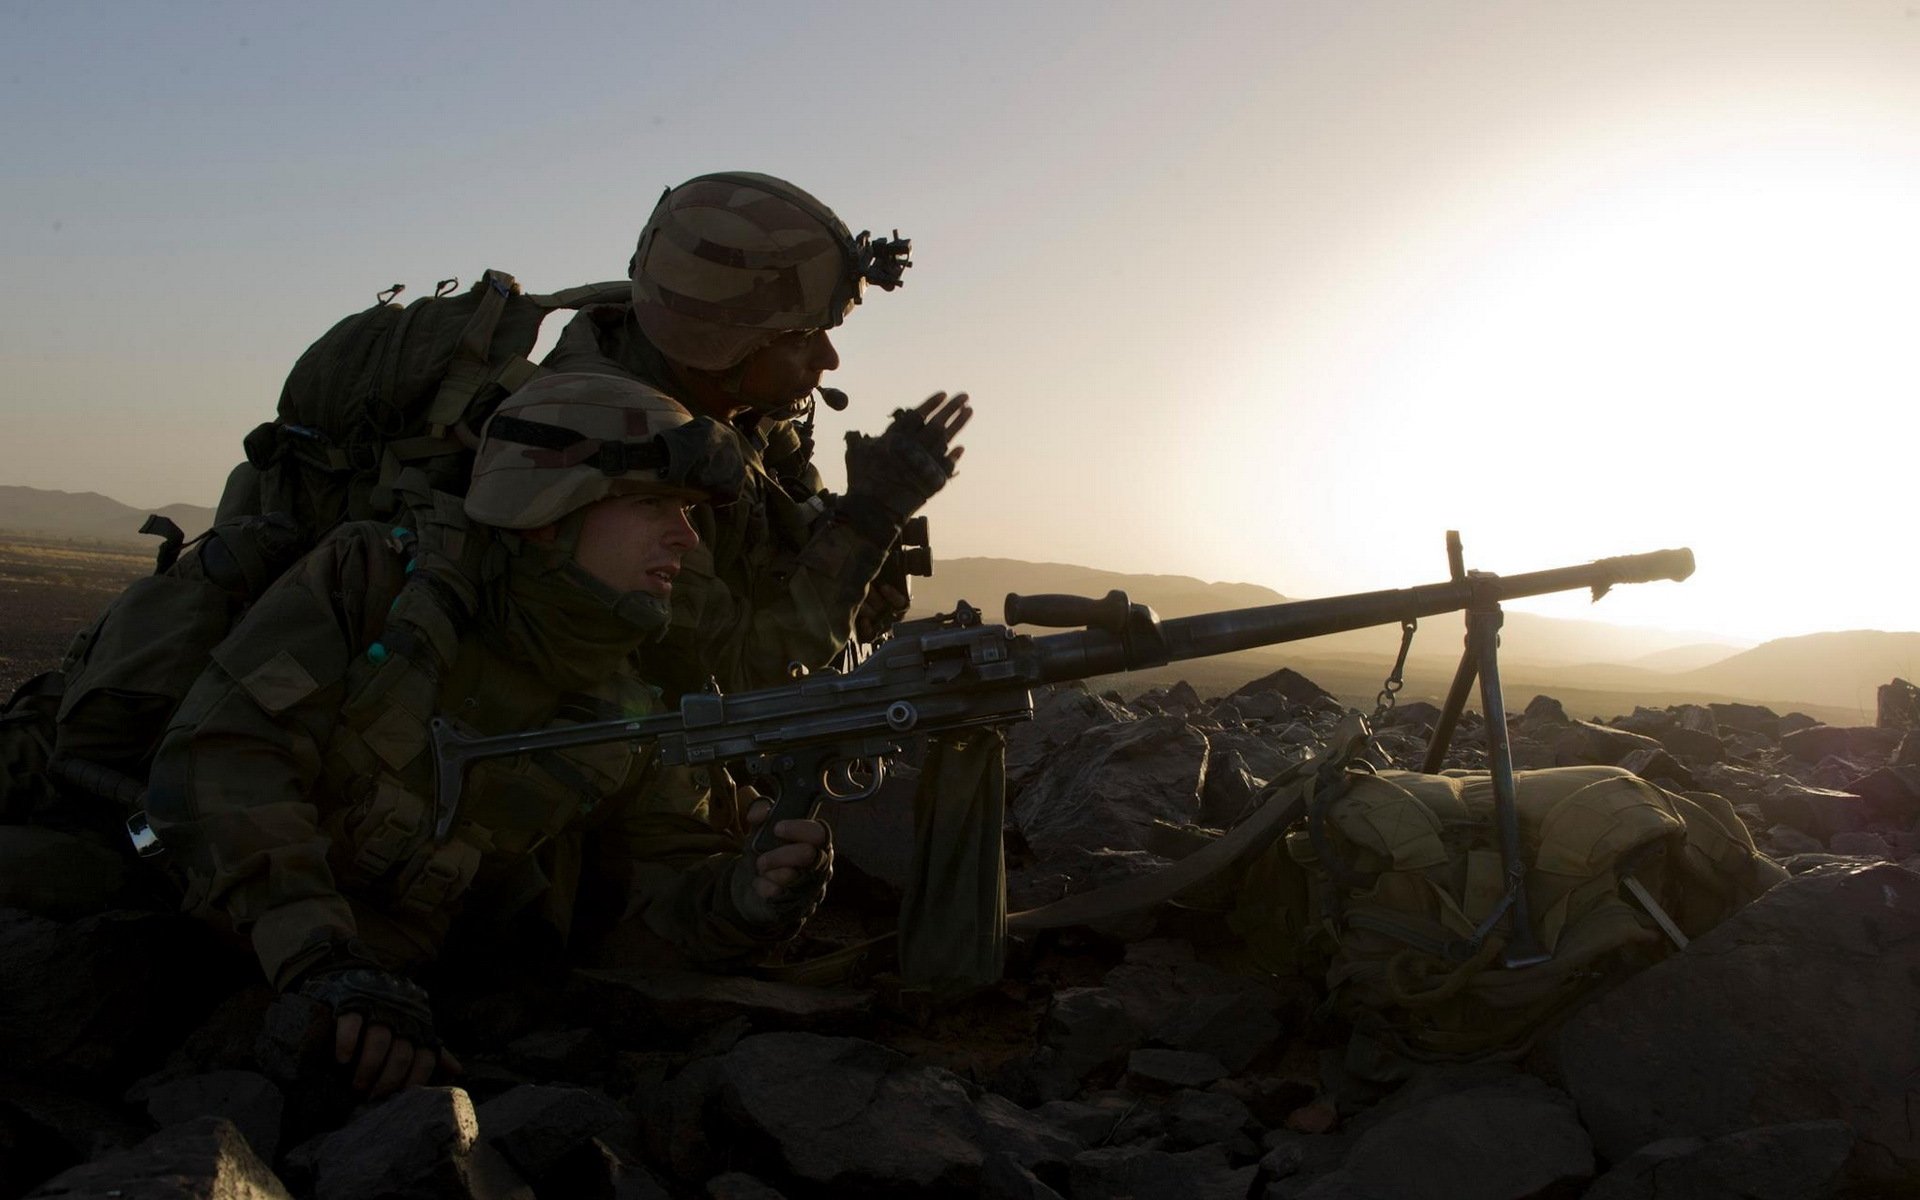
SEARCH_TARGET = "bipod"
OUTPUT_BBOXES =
[1419,532,1552,969]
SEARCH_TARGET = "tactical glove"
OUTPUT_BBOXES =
[297,966,440,1050]
[730,837,834,935]
[842,406,957,530]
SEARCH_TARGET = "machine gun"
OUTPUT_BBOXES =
[432,537,1693,967]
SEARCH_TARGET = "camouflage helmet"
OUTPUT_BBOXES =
[465,373,744,530]
[630,171,911,371]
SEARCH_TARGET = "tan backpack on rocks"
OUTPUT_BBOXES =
[1231,763,1785,1066]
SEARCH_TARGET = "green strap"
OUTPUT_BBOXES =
[524,280,630,309]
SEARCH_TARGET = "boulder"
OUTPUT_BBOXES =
[1013,716,1208,859]
[1845,764,1920,822]
[709,1032,1075,1193]
[1041,987,1143,1080]
[476,1083,628,1182]
[286,1086,531,1200]
[1069,1144,1257,1200]
[1147,988,1282,1073]
[1709,703,1781,738]
[567,967,870,1043]
[1781,724,1901,763]
[144,1070,284,1164]
[1123,1048,1228,1091]
[1581,1120,1853,1200]
[1558,863,1920,1190]
[1657,726,1725,762]
[1553,720,1663,767]
[1297,1074,1592,1199]
[24,1115,291,1200]
[1752,785,1870,841]
[1005,687,1134,792]
[1231,668,1337,709]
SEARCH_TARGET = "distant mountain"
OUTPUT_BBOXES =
[0,486,214,544]
[1672,631,1920,712]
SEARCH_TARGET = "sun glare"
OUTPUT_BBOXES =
[1213,137,1920,642]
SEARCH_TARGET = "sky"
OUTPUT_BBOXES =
[3,0,1917,644]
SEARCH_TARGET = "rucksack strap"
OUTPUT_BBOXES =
[1007,712,1375,932]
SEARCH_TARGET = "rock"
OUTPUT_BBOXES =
[1558,863,1920,1190]
[1581,1120,1853,1200]
[1553,720,1663,767]
[0,1084,148,1198]
[1710,703,1781,738]
[1013,716,1209,859]
[1039,1093,1162,1147]
[1616,746,1696,788]
[1069,1144,1257,1200]
[1880,678,1920,731]
[287,1086,531,1200]
[706,1171,790,1199]
[567,967,871,1043]
[24,1115,292,1199]
[1123,1048,1228,1091]
[979,1151,1068,1199]
[1148,988,1282,1072]
[1673,705,1719,735]
[1521,695,1568,724]
[1005,687,1135,792]
[1102,938,1272,1032]
[1198,748,1265,827]
[712,1032,1072,1193]
[1777,711,1821,735]
[0,828,129,920]
[1781,724,1901,763]
[0,909,237,1086]
[1377,700,1441,732]
[144,1069,284,1164]
[1042,988,1143,1080]
[1657,726,1725,762]
[1300,1074,1592,1200]
[1898,730,1920,766]
[1753,784,1869,841]
[1827,830,1894,859]
[1763,825,1826,856]
[476,1083,627,1182]
[1845,764,1920,821]
[1231,668,1338,709]
[1163,1088,1256,1151]
[504,1027,611,1081]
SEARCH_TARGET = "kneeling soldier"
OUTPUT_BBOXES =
[147,372,832,1097]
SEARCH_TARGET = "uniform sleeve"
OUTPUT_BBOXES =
[662,480,894,695]
[146,534,380,991]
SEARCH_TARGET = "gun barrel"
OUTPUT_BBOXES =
[1032,547,1693,682]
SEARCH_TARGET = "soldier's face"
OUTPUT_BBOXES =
[735,328,840,413]
[570,493,700,597]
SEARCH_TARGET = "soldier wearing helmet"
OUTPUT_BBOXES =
[542,171,972,702]
[146,373,833,1099]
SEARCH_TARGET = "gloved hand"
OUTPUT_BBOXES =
[729,795,834,934]
[298,963,461,1098]
[842,392,972,526]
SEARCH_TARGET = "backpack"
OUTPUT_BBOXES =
[1230,764,1786,1066]
[41,271,624,813]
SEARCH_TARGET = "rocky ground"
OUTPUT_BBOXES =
[5,669,1919,1199]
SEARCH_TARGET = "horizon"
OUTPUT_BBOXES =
[5,2,1919,643]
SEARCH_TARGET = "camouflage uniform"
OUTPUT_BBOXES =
[145,376,793,995]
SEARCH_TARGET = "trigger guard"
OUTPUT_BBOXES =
[820,756,887,802]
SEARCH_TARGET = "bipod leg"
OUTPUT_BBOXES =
[1472,604,1551,969]
[1421,639,1480,773]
